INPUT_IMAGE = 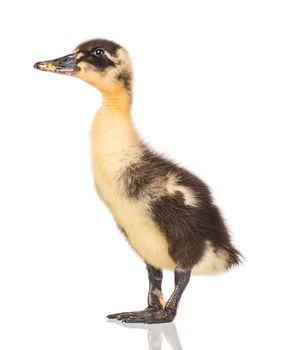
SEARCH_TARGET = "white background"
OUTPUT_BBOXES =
[0,1,282,349]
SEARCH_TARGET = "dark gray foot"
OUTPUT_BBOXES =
[107,307,175,324]
[107,306,161,321]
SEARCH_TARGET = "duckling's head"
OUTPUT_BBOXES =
[34,39,132,97]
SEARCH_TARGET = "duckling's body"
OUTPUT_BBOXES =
[34,39,242,323]
[91,104,236,274]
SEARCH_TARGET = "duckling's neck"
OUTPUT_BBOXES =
[91,89,141,180]
[101,89,132,113]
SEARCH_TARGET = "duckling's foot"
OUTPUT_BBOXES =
[114,307,176,324]
[107,306,163,322]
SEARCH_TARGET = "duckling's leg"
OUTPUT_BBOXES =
[107,266,191,324]
[107,264,165,321]
[121,267,191,324]
[146,264,165,310]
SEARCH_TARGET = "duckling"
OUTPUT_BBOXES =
[34,39,242,324]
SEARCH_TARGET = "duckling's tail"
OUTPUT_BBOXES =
[226,244,244,269]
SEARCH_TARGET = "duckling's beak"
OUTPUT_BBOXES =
[34,53,80,76]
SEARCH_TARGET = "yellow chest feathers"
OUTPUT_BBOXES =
[90,110,176,269]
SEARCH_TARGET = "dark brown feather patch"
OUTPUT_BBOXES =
[122,147,242,270]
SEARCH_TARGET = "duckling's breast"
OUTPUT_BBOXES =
[93,167,176,269]
[90,110,176,269]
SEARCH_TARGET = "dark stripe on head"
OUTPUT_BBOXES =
[77,52,115,71]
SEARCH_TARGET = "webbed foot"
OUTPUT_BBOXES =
[107,307,175,324]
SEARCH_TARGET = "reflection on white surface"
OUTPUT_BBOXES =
[108,320,183,350]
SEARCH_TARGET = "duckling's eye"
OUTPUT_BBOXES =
[93,48,105,57]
